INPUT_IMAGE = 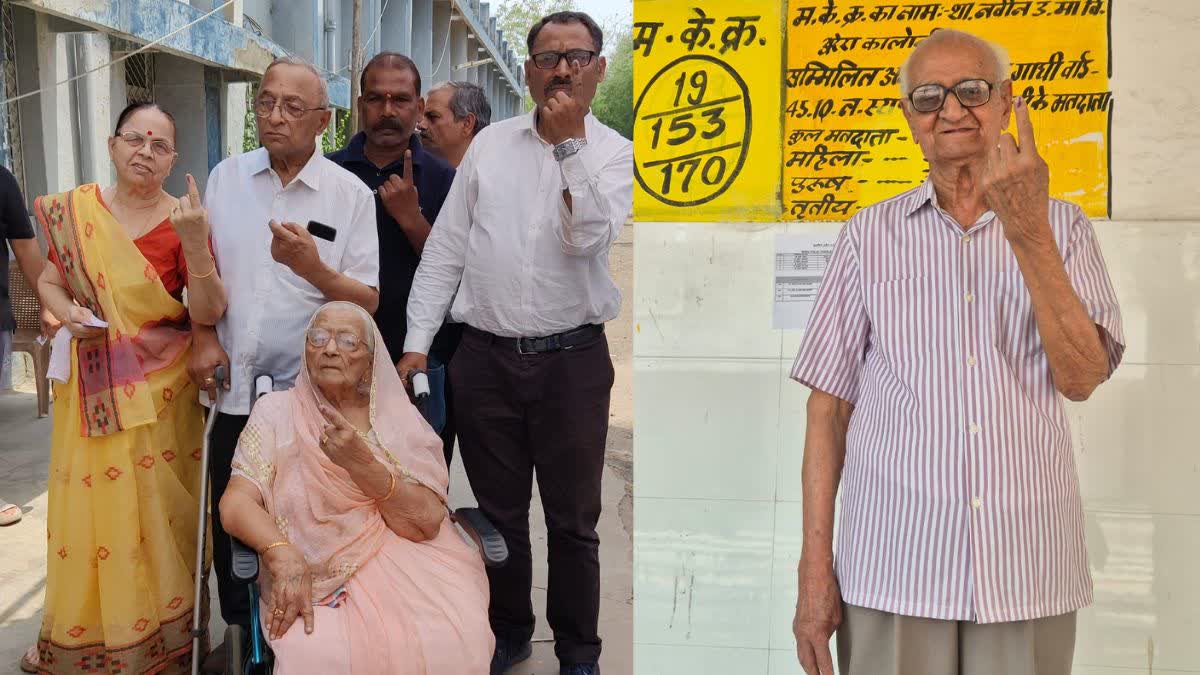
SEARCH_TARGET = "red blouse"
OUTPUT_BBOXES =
[49,192,192,299]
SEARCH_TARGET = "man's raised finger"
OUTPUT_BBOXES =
[1014,95,1037,153]
[403,150,413,185]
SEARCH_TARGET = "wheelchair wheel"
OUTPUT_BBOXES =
[223,624,244,675]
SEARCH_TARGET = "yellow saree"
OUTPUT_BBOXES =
[33,184,208,674]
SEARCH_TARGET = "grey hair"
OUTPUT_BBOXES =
[263,55,331,109]
[429,81,492,136]
[897,29,1011,98]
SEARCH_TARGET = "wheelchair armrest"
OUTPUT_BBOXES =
[230,536,260,583]
[451,507,509,568]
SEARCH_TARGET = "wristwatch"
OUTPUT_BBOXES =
[553,137,588,162]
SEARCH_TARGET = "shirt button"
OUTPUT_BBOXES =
[971,497,983,510]
[969,422,980,434]
[965,292,975,303]
[962,235,972,244]
[967,355,977,367]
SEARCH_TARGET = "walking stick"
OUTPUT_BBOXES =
[191,365,226,675]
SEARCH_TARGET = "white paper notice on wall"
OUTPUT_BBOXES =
[773,232,837,331]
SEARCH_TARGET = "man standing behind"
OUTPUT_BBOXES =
[189,56,380,670]
[419,81,492,168]
[327,52,461,466]
[399,11,632,675]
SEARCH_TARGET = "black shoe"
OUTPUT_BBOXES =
[561,663,600,675]
[490,638,532,675]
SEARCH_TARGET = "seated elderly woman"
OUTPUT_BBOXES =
[219,301,492,674]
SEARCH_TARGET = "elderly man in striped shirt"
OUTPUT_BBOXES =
[789,29,1124,675]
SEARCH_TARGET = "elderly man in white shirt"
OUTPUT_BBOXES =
[398,12,631,675]
[187,55,379,671]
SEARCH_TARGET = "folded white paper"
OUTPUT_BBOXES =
[47,316,110,384]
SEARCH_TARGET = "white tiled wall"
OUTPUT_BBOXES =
[634,220,1200,674]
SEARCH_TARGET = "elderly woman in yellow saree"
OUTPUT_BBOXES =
[22,102,227,674]
[218,302,492,674]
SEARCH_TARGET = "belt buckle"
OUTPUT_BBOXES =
[517,337,534,355]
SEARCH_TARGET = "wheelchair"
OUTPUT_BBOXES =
[190,369,508,675]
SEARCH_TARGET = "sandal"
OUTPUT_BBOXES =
[19,645,38,673]
[0,503,21,526]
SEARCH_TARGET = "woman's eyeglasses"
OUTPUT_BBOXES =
[306,328,366,352]
[255,96,327,121]
[117,131,175,157]
[908,79,996,113]
[530,49,596,70]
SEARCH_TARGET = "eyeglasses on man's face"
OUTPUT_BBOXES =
[116,131,175,157]
[255,96,327,121]
[530,49,597,70]
[908,79,997,114]
[306,327,366,352]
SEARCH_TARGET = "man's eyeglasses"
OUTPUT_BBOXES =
[306,328,367,352]
[908,79,997,114]
[255,97,327,121]
[530,49,596,70]
[116,131,175,157]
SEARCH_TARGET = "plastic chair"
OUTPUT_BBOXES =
[6,265,49,416]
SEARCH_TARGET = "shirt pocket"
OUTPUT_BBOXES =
[992,273,1042,361]
[864,276,932,373]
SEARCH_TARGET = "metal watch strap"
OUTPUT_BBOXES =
[553,137,587,161]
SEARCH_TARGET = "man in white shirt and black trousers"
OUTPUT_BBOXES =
[397,11,632,675]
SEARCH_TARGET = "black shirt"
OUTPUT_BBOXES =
[327,132,461,362]
[0,165,34,333]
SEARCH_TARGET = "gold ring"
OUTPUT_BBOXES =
[273,609,284,616]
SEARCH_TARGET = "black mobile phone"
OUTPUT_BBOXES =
[307,220,337,242]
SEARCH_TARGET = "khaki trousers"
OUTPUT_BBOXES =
[837,604,1077,675]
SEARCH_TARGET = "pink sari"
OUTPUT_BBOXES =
[230,302,492,674]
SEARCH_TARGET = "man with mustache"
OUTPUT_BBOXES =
[398,11,632,675]
[328,52,461,467]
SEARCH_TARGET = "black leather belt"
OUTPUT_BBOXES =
[467,324,604,354]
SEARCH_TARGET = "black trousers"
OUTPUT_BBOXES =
[208,411,252,632]
[451,326,613,665]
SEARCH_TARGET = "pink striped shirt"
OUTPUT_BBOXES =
[790,180,1124,623]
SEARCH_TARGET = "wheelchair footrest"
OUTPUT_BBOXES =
[453,507,509,568]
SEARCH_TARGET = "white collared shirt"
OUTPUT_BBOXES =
[404,110,633,354]
[203,146,379,414]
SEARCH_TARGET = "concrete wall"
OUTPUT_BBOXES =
[632,1,1200,674]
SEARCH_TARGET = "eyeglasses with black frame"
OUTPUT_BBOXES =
[908,79,997,114]
[254,96,328,121]
[306,327,366,352]
[530,49,597,70]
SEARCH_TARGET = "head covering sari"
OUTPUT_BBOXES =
[231,301,448,602]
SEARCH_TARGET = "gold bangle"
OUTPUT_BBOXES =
[190,257,217,279]
[261,541,289,555]
[374,472,397,503]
